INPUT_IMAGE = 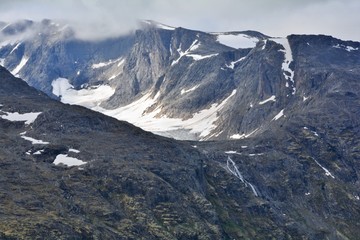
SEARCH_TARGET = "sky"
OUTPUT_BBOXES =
[0,0,359,41]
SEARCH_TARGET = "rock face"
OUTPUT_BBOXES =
[1,54,360,240]
[1,20,359,141]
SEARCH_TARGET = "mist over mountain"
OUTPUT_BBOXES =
[0,18,360,239]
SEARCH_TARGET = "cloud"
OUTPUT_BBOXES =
[0,0,359,41]
[0,0,140,39]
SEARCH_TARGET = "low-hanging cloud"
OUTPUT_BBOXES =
[0,0,359,41]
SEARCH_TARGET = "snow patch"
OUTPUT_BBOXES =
[272,38,296,95]
[261,40,267,50]
[53,72,234,140]
[249,153,264,156]
[108,74,119,81]
[187,53,218,61]
[171,40,201,65]
[11,56,29,76]
[333,44,358,52]
[226,57,246,69]
[52,78,115,108]
[186,89,236,139]
[53,154,86,167]
[33,150,44,155]
[9,42,21,54]
[92,58,123,69]
[0,111,41,125]
[311,131,319,137]
[94,89,236,141]
[303,127,319,137]
[21,135,49,145]
[225,150,241,155]
[313,158,335,179]
[93,91,161,130]
[92,61,112,69]
[272,109,285,121]
[180,85,200,95]
[259,95,276,105]
[117,58,125,67]
[216,33,259,49]
[230,128,259,140]
[69,148,80,153]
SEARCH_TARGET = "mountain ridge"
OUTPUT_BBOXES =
[1,19,359,141]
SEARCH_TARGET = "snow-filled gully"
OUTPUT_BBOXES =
[272,37,296,95]
[225,156,259,197]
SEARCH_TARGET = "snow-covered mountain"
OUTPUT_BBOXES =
[1,20,360,239]
[1,19,359,141]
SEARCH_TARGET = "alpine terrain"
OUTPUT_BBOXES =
[0,19,359,239]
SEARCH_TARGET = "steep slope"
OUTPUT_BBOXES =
[0,65,217,239]
[1,20,359,142]
[53,27,360,142]
[0,20,267,140]
[1,66,360,239]
[214,34,360,139]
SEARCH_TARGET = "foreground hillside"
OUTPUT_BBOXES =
[1,65,360,239]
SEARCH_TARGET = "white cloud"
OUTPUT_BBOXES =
[0,0,359,41]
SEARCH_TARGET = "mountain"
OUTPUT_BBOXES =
[0,65,231,239]
[0,19,134,96]
[1,64,360,239]
[1,20,359,142]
